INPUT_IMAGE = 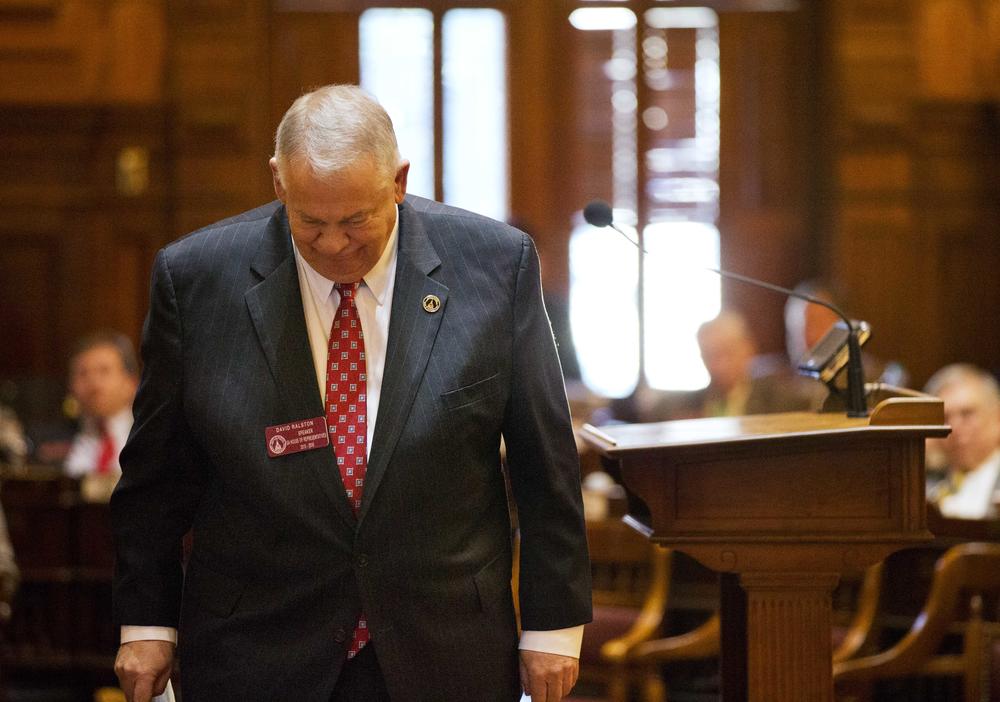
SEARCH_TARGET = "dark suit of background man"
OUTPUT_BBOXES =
[112,84,592,702]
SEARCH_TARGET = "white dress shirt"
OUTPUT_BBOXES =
[124,207,583,659]
[939,448,1000,519]
[64,407,133,477]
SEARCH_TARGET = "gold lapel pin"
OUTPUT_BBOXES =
[422,294,441,313]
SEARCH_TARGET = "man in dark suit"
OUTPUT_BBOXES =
[112,84,591,702]
[693,311,818,417]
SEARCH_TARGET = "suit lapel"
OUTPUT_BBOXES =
[359,202,448,526]
[244,208,358,528]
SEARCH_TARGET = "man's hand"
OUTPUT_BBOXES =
[519,649,579,702]
[115,640,175,702]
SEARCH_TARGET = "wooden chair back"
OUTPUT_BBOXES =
[834,542,1000,702]
[588,518,668,609]
[576,518,671,702]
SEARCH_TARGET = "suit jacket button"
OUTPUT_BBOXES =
[334,627,347,643]
[356,554,368,568]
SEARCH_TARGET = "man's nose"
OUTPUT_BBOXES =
[326,228,354,250]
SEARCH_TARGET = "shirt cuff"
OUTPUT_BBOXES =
[121,625,178,645]
[518,625,584,658]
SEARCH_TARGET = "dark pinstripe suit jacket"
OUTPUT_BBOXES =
[111,195,592,701]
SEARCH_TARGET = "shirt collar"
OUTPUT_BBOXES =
[292,205,399,307]
[969,448,1000,477]
[84,406,133,435]
[362,207,399,305]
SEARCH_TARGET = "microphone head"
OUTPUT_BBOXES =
[583,200,614,228]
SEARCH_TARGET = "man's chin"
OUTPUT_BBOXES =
[317,261,369,283]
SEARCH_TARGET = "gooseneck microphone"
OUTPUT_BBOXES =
[582,199,869,417]
[583,200,643,251]
[582,200,615,228]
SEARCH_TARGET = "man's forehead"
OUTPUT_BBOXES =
[942,382,998,412]
[289,170,391,207]
[73,344,124,369]
[286,154,386,183]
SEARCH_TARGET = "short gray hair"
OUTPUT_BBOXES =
[924,363,1000,407]
[274,84,401,179]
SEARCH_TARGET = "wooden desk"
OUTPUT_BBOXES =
[0,470,118,692]
[582,397,948,702]
[928,507,1000,543]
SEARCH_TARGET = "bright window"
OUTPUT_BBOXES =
[442,10,508,221]
[359,7,508,220]
[359,9,435,199]
[569,7,721,396]
[570,211,641,398]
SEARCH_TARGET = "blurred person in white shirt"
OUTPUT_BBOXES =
[64,331,138,479]
[924,363,1000,519]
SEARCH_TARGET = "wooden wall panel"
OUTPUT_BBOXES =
[834,204,924,365]
[827,0,919,378]
[0,0,171,385]
[508,1,574,293]
[0,235,61,377]
[825,0,1000,386]
[718,10,817,355]
[912,102,1000,380]
[269,11,360,134]
[0,0,166,104]
[916,0,1000,101]
[167,0,273,237]
[0,104,169,386]
[107,232,159,346]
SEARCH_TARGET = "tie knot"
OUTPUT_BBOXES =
[335,282,359,298]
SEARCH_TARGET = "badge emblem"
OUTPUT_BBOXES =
[268,434,288,456]
[422,294,441,313]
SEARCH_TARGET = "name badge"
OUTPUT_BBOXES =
[265,417,330,458]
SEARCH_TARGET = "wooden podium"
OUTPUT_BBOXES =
[581,397,949,702]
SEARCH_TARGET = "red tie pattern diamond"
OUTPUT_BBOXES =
[325,281,369,658]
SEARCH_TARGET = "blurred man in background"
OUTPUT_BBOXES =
[629,311,819,422]
[694,311,817,417]
[63,331,138,478]
[924,363,1000,519]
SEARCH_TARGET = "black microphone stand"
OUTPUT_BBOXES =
[707,269,868,418]
[583,200,869,417]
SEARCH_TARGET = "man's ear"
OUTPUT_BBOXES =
[269,157,287,202]
[393,161,410,204]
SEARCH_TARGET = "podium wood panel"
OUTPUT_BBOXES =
[582,398,949,702]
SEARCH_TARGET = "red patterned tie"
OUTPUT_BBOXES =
[325,282,369,658]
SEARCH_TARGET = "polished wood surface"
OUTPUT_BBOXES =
[582,398,948,702]
[583,396,946,452]
[583,398,947,571]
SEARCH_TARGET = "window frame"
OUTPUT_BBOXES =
[278,0,512,207]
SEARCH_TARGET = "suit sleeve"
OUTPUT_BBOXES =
[111,249,208,629]
[502,233,592,631]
